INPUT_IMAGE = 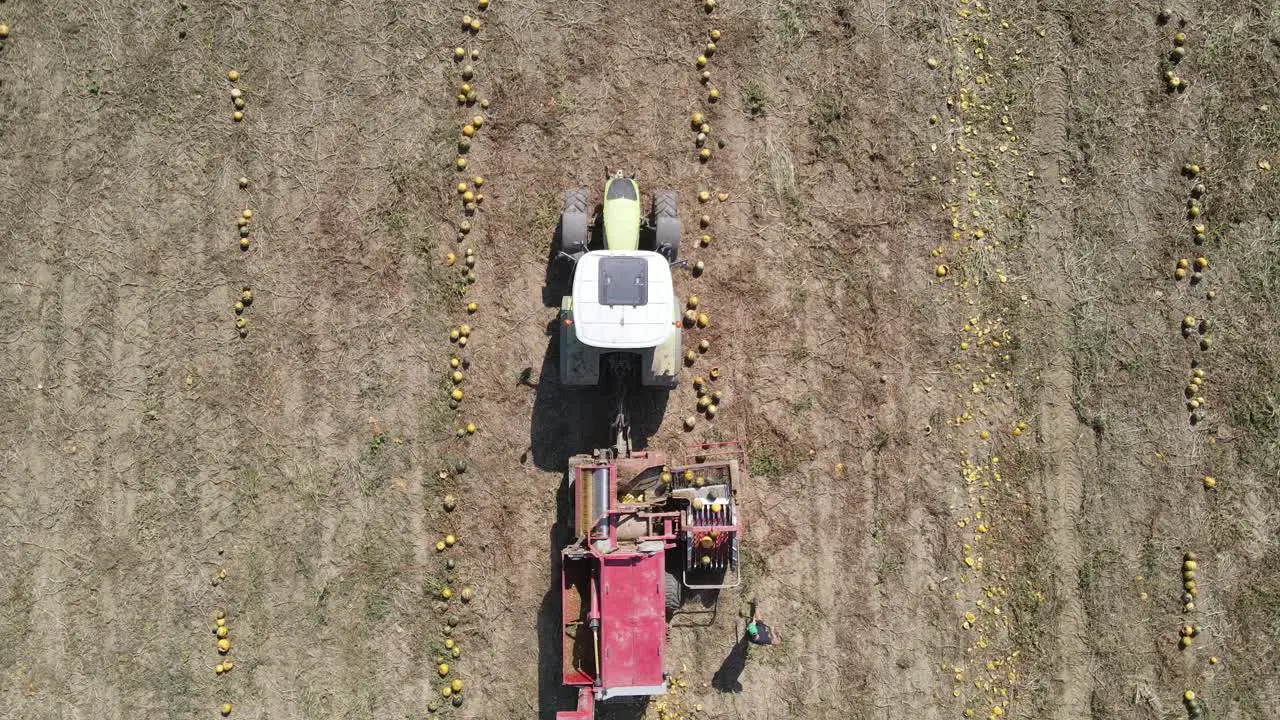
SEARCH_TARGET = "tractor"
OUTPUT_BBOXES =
[557,171,683,389]
[554,439,745,720]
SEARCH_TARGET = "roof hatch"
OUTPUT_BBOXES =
[599,256,648,307]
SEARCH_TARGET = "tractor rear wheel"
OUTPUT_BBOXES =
[560,189,590,256]
[652,190,680,263]
[664,568,683,615]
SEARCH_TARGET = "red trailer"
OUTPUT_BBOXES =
[556,442,745,720]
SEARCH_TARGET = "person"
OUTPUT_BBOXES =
[745,601,779,646]
[713,600,778,693]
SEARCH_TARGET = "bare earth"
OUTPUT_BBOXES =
[1,2,1277,720]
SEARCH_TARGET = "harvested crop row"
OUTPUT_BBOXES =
[209,559,237,715]
[215,59,257,717]
[679,4,729,436]
[426,4,497,715]
[227,70,258,340]
[1157,9,1226,714]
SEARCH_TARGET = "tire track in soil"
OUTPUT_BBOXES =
[1019,14,1092,720]
[1041,3,1211,713]
[1,5,237,711]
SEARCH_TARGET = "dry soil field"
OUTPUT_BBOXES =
[2,1,1278,719]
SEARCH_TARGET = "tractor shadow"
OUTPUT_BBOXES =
[536,471,573,720]
[531,205,604,472]
[541,210,574,308]
[540,201,605,308]
[526,321,671,473]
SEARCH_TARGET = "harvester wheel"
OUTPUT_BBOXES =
[664,568,683,615]
[652,190,680,263]
[560,189,590,256]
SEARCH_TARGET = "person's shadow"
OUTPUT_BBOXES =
[711,633,749,694]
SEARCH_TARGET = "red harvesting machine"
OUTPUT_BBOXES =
[555,441,745,720]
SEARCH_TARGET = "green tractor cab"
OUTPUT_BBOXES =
[557,172,682,388]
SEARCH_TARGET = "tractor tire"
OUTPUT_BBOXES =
[560,189,590,256]
[664,568,683,615]
[652,190,680,263]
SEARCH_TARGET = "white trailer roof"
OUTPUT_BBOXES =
[571,251,675,349]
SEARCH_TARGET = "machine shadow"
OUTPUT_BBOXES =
[528,321,671,472]
[542,212,574,309]
[598,702,651,720]
[668,588,720,628]
[532,208,607,472]
[536,471,573,720]
[541,201,605,308]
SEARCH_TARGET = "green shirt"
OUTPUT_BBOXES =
[746,620,773,644]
